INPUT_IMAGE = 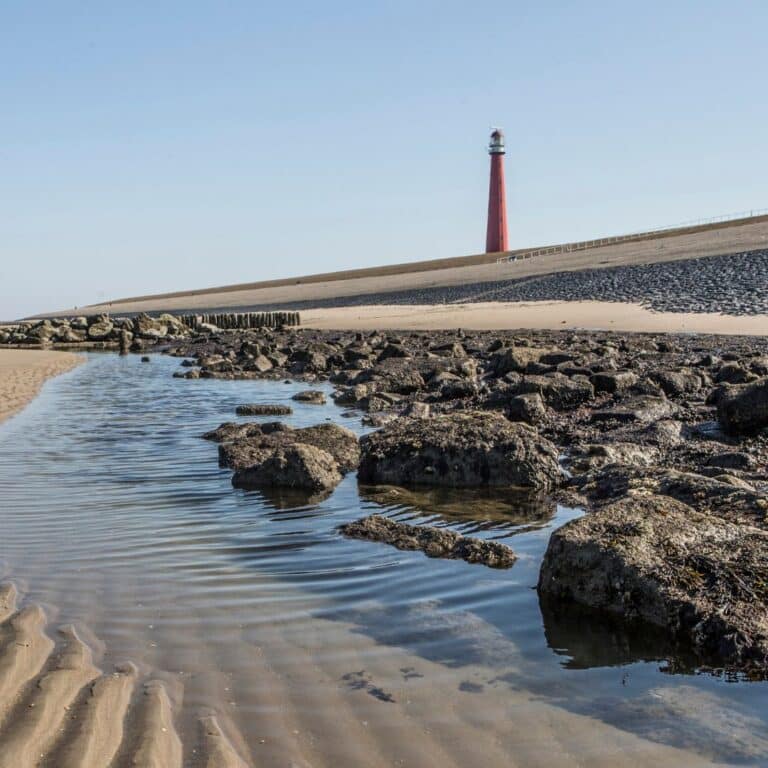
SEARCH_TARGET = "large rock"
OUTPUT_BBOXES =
[356,360,425,395]
[571,465,766,525]
[232,444,341,491]
[157,313,186,334]
[212,422,360,473]
[358,412,561,489]
[590,371,638,394]
[506,393,546,425]
[567,442,659,473]
[133,313,168,339]
[517,373,594,410]
[717,378,768,435]
[292,390,327,405]
[492,346,552,375]
[26,321,57,342]
[539,496,768,670]
[591,395,677,424]
[651,369,705,398]
[87,320,114,340]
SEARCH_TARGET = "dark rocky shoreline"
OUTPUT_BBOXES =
[171,323,768,676]
[7,309,766,675]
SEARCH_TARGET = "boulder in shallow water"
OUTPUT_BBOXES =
[358,411,561,489]
[292,390,327,405]
[538,495,768,671]
[235,403,292,416]
[232,444,342,492]
[210,422,360,473]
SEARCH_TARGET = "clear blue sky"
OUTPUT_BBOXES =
[2,1,767,319]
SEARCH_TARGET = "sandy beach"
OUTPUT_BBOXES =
[300,301,768,334]
[0,350,84,424]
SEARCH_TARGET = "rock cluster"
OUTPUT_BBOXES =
[0,313,193,350]
[179,325,768,673]
[203,421,360,493]
[340,514,516,568]
[0,310,300,351]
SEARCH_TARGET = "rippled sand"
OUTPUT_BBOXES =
[0,578,732,768]
[0,349,83,424]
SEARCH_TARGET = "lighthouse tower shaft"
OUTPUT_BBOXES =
[485,130,508,253]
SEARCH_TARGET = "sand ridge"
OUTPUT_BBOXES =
[0,350,84,424]
[0,583,250,768]
[0,578,727,767]
[298,301,768,335]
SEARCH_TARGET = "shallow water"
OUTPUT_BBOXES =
[0,353,766,766]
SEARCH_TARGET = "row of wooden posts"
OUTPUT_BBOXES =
[178,311,301,330]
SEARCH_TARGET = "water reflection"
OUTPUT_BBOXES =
[538,593,700,672]
[245,485,335,511]
[358,484,556,531]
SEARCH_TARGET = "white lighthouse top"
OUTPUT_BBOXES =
[488,128,505,155]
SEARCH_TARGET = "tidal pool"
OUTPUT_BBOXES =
[0,353,765,766]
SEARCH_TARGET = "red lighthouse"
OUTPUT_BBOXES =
[485,128,508,253]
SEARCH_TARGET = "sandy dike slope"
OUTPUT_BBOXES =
[0,350,83,424]
[38,217,768,317]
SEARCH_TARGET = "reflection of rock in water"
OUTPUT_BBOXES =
[242,485,333,511]
[358,485,556,530]
[538,593,699,674]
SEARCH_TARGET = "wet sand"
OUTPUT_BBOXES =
[0,350,83,424]
[0,582,246,768]
[300,301,768,335]
[0,578,729,768]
